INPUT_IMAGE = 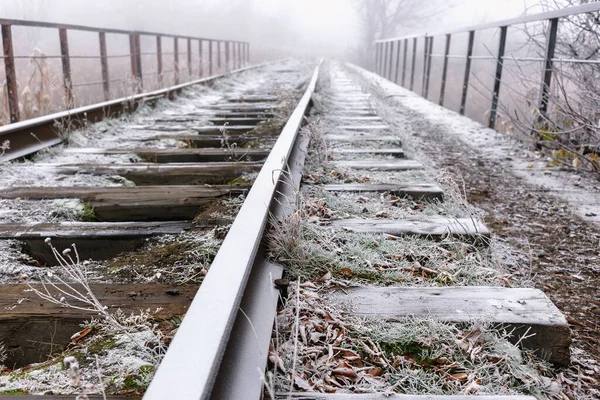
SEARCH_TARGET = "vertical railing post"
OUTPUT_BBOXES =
[538,17,559,123]
[459,30,475,116]
[59,28,73,108]
[394,40,401,83]
[225,41,230,71]
[98,31,110,101]
[383,42,389,78]
[135,34,143,90]
[1,24,19,122]
[233,42,238,69]
[439,34,451,106]
[388,41,394,80]
[489,26,508,129]
[378,42,383,76]
[374,42,380,73]
[246,42,250,64]
[410,37,417,91]
[187,38,192,79]
[217,41,222,70]
[421,36,429,94]
[199,40,204,78]
[129,33,142,92]
[156,35,163,88]
[209,40,213,75]
[174,37,179,85]
[401,38,408,86]
[424,36,434,99]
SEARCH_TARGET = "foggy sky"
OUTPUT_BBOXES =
[0,0,541,57]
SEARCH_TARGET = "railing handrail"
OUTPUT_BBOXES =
[0,17,251,125]
[373,2,600,132]
[0,17,248,43]
[375,2,600,42]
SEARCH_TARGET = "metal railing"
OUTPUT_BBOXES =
[0,18,250,124]
[374,2,600,130]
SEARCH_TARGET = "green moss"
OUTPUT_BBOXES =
[61,350,86,366]
[107,241,201,273]
[122,365,155,390]
[79,202,99,222]
[228,176,252,186]
[123,374,142,389]
[241,140,261,148]
[379,341,430,363]
[87,337,117,354]
[0,389,29,395]
[139,365,155,375]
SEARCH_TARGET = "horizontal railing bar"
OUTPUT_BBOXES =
[469,55,497,60]
[552,57,600,64]
[430,54,600,64]
[105,54,134,59]
[0,55,63,59]
[376,2,600,42]
[0,17,249,44]
[429,54,465,59]
[72,80,104,87]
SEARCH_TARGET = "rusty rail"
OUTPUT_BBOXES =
[0,18,250,124]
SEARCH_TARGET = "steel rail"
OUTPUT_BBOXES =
[144,62,321,400]
[375,2,600,43]
[0,59,285,162]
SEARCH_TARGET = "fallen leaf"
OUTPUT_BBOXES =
[566,315,584,326]
[294,376,313,390]
[449,372,468,382]
[332,367,357,379]
[70,327,92,343]
[319,271,332,281]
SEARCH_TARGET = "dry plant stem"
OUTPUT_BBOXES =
[27,239,165,366]
[289,279,301,394]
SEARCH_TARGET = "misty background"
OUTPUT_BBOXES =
[0,0,541,60]
[0,0,553,128]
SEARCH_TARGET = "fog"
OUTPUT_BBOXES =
[0,0,540,60]
[0,0,549,124]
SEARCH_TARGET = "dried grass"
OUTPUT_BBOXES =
[269,282,561,398]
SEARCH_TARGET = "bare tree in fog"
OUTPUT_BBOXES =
[513,0,600,173]
[353,0,448,68]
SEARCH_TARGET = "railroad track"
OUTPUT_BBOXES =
[0,59,571,399]
[0,59,315,398]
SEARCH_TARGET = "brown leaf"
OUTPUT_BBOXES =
[340,267,354,277]
[367,367,383,376]
[268,354,286,373]
[318,271,332,282]
[566,315,584,326]
[294,376,313,391]
[449,372,468,382]
[70,327,92,343]
[332,367,357,379]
